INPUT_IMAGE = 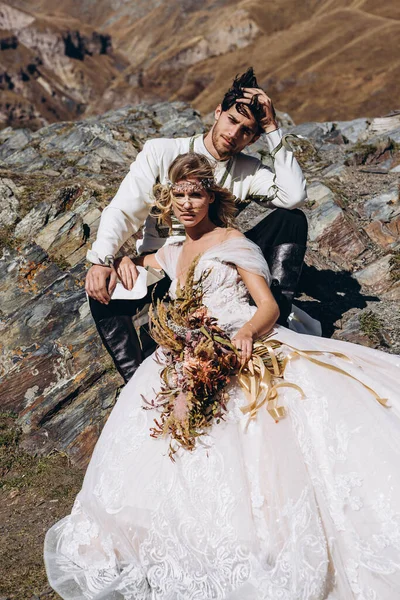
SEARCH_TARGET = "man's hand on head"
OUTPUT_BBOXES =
[85,264,118,304]
[236,88,278,133]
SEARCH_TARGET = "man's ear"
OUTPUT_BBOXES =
[214,104,222,121]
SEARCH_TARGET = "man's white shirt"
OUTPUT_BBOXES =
[87,128,307,263]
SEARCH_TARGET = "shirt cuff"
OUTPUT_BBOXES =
[264,128,283,153]
[86,249,114,266]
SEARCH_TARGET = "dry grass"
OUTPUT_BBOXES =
[0,413,83,599]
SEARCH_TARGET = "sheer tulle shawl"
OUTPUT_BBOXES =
[155,237,271,286]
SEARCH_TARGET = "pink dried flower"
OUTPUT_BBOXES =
[191,307,208,321]
[173,391,189,422]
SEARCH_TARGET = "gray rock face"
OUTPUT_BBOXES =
[320,163,347,180]
[359,184,400,222]
[0,178,20,226]
[0,129,33,160]
[0,102,204,175]
[0,101,399,467]
[353,255,400,298]
[333,119,369,144]
[307,183,342,241]
[386,128,400,144]
[0,242,120,466]
[35,199,102,267]
[306,181,366,266]
[286,122,331,145]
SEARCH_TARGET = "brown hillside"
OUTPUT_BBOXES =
[0,3,128,128]
[3,0,400,124]
[191,6,400,121]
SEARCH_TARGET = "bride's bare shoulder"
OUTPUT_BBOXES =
[210,227,245,246]
[224,227,245,240]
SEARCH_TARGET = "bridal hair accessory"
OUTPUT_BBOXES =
[167,178,216,194]
[147,258,389,459]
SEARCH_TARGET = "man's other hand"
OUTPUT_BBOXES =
[114,256,139,291]
[236,88,278,133]
[85,264,118,304]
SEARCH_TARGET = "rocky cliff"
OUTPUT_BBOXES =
[0,104,399,468]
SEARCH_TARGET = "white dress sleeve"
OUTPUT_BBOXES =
[155,243,182,279]
[203,237,271,286]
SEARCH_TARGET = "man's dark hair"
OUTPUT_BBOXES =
[221,67,265,132]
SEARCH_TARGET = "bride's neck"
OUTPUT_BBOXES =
[184,217,216,243]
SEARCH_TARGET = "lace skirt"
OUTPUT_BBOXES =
[44,328,400,599]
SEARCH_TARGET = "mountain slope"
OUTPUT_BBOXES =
[2,0,400,126]
[0,3,128,128]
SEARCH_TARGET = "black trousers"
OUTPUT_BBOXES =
[90,208,308,382]
[245,207,307,254]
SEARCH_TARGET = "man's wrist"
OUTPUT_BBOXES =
[264,121,279,134]
[93,263,113,270]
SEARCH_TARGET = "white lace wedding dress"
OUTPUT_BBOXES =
[45,238,400,600]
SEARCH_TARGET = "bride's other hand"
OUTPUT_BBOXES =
[232,327,253,367]
[114,256,139,290]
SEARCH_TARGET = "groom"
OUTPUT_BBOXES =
[85,68,308,382]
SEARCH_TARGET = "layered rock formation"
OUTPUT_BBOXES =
[0,104,399,467]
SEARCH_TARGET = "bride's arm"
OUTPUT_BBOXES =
[232,268,280,365]
[133,254,161,269]
[114,253,162,290]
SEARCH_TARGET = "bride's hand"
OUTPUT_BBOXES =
[232,327,254,367]
[114,256,139,290]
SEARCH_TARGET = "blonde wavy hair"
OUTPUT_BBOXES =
[153,153,237,229]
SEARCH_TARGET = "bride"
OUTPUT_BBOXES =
[45,153,400,599]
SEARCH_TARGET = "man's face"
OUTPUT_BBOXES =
[211,104,260,159]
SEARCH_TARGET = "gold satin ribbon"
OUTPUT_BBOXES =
[238,338,389,427]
